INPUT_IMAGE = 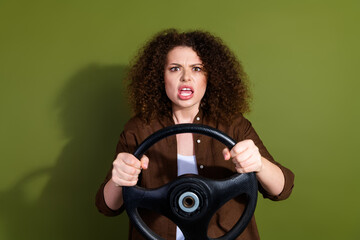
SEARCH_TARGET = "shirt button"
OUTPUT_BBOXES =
[196,139,201,143]
[199,165,204,169]
[196,117,200,121]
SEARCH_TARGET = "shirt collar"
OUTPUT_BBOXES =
[158,108,205,127]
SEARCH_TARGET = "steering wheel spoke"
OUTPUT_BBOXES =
[123,184,171,216]
[209,173,258,207]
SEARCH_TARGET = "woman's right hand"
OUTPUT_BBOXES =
[111,153,149,187]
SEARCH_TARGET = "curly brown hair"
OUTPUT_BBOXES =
[127,29,251,124]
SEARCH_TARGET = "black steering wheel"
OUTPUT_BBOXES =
[123,124,258,240]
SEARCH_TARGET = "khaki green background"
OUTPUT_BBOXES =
[1,0,359,239]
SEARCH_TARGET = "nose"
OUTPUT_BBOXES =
[181,69,191,82]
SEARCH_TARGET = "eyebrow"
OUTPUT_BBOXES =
[168,63,204,66]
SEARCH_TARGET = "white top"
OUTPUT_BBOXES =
[176,154,198,240]
[177,154,198,176]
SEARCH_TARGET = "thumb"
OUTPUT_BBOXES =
[140,155,149,169]
[222,148,231,160]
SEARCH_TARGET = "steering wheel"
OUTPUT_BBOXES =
[123,124,258,240]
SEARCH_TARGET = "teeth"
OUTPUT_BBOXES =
[179,87,193,97]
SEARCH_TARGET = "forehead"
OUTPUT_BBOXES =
[166,46,202,63]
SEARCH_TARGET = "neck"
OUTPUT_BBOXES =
[172,106,199,124]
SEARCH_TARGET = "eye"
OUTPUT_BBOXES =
[193,67,202,72]
[170,67,180,72]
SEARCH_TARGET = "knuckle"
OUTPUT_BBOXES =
[112,176,122,186]
[112,166,121,176]
[125,157,134,165]
[130,167,139,175]
[246,139,254,145]
[116,152,126,160]
[234,155,242,163]
[125,174,133,181]
[233,146,241,154]
[239,162,246,169]
[236,154,245,162]
[112,159,120,167]
[126,176,138,184]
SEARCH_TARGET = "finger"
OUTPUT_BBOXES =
[235,165,252,174]
[232,147,258,163]
[233,157,249,168]
[112,175,138,186]
[111,169,138,186]
[121,163,142,176]
[232,149,253,164]
[245,155,263,172]
[113,166,140,181]
[222,148,231,160]
[113,158,141,176]
[234,165,245,174]
[235,158,261,174]
[230,140,253,157]
[122,154,142,169]
[140,155,149,169]
[234,160,253,169]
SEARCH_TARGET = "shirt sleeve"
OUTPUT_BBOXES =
[95,123,139,216]
[234,116,295,201]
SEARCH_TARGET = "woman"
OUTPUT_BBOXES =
[96,29,294,239]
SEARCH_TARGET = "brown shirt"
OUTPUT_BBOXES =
[95,111,295,239]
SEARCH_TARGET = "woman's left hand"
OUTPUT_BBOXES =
[223,139,263,174]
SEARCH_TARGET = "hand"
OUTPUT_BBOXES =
[111,153,149,187]
[223,139,263,174]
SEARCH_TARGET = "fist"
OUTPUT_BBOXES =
[223,139,263,174]
[111,153,149,187]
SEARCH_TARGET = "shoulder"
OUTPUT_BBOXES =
[122,115,172,140]
[230,113,250,127]
[230,114,256,141]
[123,115,146,132]
[116,116,153,153]
[204,113,252,141]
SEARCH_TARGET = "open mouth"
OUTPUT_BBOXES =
[178,86,194,100]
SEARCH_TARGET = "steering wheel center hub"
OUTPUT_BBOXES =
[181,193,197,209]
[170,181,208,218]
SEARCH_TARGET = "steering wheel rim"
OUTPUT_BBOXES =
[123,124,258,240]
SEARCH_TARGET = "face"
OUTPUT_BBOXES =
[164,46,207,112]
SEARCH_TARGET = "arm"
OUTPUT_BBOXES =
[256,157,285,196]
[223,140,284,196]
[103,153,149,211]
[103,179,125,211]
[95,119,148,215]
[223,115,294,200]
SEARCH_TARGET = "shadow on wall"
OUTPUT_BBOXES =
[0,64,131,239]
